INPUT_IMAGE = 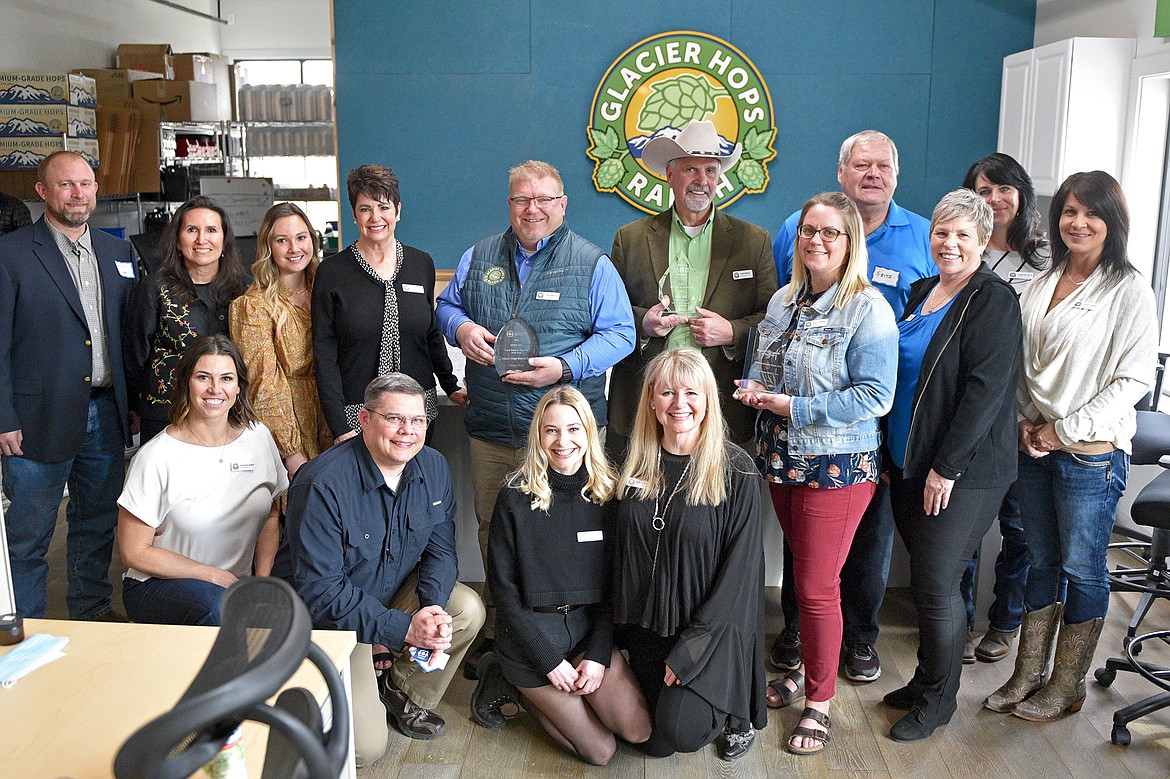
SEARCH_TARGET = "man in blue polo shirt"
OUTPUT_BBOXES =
[769,130,935,686]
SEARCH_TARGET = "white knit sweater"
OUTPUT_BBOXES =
[1017,266,1159,453]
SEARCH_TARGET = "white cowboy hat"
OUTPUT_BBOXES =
[640,119,743,176]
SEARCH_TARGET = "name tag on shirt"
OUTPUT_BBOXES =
[402,283,425,293]
[732,269,754,280]
[114,261,135,278]
[626,477,646,489]
[1008,271,1034,281]
[1071,301,1096,311]
[577,530,604,543]
[230,462,255,472]
[872,267,899,286]
[432,500,442,506]
[536,290,560,301]
[807,318,829,328]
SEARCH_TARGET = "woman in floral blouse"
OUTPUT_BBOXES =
[735,192,897,755]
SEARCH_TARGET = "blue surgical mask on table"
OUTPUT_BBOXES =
[0,633,69,687]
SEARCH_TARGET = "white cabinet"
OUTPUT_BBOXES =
[998,38,1135,196]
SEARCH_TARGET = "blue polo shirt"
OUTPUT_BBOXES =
[772,200,935,317]
[284,435,458,647]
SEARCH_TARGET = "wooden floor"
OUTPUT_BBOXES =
[40,521,1170,777]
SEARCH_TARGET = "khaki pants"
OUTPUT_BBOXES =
[467,436,524,637]
[350,581,484,765]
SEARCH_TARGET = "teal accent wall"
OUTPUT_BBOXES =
[333,1,1036,267]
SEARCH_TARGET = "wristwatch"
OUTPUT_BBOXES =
[557,357,573,384]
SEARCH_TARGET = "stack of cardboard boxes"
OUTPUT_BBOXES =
[0,72,98,198]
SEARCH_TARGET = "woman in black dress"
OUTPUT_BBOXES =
[469,386,650,764]
[612,348,766,761]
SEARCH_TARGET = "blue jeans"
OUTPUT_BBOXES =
[2,391,124,619]
[122,576,226,626]
[960,483,1029,632]
[1017,449,1128,624]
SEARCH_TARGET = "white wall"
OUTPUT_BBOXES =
[219,0,332,60]
[0,0,223,70]
[1035,0,1153,47]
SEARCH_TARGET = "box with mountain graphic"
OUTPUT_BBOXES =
[0,105,97,138]
[0,136,99,170]
[0,73,97,107]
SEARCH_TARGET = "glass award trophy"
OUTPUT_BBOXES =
[657,255,698,317]
[494,317,540,376]
[741,325,782,393]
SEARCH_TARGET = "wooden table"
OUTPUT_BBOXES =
[0,618,356,779]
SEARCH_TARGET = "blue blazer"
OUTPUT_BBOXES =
[0,218,137,461]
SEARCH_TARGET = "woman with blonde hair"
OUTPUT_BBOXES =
[736,191,897,754]
[469,386,650,765]
[612,348,766,761]
[229,202,331,480]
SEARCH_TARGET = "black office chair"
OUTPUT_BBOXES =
[1094,354,1170,746]
[114,578,349,779]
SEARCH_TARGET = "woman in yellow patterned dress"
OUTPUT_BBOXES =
[229,203,331,480]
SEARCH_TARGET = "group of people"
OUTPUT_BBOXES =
[0,114,1158,767]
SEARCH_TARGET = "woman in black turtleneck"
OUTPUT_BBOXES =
[468,386,650,765]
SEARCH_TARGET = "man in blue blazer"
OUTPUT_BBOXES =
[0,151,137,619]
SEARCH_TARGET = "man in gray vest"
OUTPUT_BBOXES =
[436,160,635,673]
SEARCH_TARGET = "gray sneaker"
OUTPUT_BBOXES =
[844,643,881,682]
[378,673,447,739]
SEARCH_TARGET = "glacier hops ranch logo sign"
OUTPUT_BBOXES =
[587,31,776,214]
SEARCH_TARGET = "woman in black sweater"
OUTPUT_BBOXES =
[313,164,465,444]
[470,386,650,765]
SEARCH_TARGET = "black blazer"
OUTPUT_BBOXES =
[0,218,136,461]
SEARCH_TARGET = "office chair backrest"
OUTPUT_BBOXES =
[114,578,348,779]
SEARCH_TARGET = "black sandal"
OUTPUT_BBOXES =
[787,707,831,755]
[766,669,805,709]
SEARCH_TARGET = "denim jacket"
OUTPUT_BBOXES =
[749,282,898,455]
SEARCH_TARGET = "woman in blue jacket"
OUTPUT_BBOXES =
[736,191,897,755]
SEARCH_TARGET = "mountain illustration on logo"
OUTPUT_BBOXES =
[627,126,737,160]
[70,86,97,107]
[69,117,96,137]
[0,117,52,135]
[0,84,55,103]
[0,149,47,167]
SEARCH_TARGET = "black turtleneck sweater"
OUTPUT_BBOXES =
[487,466,615,675]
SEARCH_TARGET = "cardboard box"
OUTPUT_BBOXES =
[73,68,163,104]
[94,104,140,195]
[0,72,97,107]
[128,101,163,193]
[0,136,100,170]
[0,105,97,138]
[0,169,39,199]
[172,54,214,84]
[133,80,221,122]
[116,44,174,80]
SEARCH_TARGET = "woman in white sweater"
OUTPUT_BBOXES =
[984,171,1158,721]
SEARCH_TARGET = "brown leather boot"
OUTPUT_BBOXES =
[1012,617,1104,721]
[982,602,1062,713]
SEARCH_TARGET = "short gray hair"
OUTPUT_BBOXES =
[364,373,425,408]
[931,188,994,243]
[838,130,899,176]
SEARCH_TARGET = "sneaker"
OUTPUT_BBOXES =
[716,727,756,760]
[768,626,802,671]
[469,652,518,729]
[378,673,447,739]
[844,643,881,683]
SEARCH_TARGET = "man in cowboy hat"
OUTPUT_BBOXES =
[606,119,777,459]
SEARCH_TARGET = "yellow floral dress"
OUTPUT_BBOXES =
[229,289,332,467]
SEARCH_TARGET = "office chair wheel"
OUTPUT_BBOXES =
[1111,725,1131,746]
[1095,667,1117,687]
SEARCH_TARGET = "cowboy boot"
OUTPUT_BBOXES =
[982,602,1062,713]
[1011,617,1104,721]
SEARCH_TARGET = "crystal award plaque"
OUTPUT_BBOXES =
[741,325,783,393]
[494,317,540,376]
[657,256,698,317]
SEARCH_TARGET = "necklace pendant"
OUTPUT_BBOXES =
[652,516,665,531]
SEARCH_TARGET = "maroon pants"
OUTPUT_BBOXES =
[770,480,876,702]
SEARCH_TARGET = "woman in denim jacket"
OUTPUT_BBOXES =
[735,192,897,754]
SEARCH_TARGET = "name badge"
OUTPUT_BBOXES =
[807,318,829,328]
[401,283,425,293]
[536,290,560,301]
[432,500,442,506]
[872,267,899,286]
[1008,271,1034,281]
[1071,301,1096,311]
[230,462,255,472]
[626,477,646,489]
[732,269,754,280]
[577,530,604,543]
[114,261,135,278]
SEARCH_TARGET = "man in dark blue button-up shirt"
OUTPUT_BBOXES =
[286,373,484,763]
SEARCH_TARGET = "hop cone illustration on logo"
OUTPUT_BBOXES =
[596,158,624,188]
[636,74,728,133]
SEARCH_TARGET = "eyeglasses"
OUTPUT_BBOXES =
[797,224,846,242]
[365,408,428,431]
[509,195,565,208]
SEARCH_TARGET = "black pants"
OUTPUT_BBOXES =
[890,470,1005,724]
[781,478,893,646]
[617,624,733,757]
